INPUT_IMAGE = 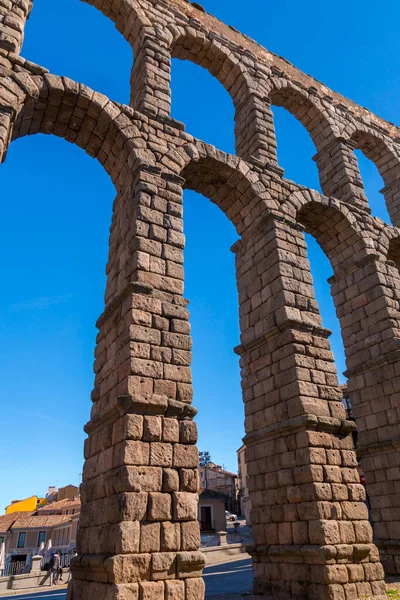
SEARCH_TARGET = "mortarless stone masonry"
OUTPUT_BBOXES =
[2,0,400,598]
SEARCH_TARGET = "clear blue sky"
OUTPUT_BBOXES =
[0,0,398,511]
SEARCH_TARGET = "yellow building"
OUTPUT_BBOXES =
[5,496,47,515]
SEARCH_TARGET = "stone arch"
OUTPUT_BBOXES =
[281,189,375,271]
[177,142,272,233]
[384,227,400,266]
[169,25,252,104]
[168,25,258,160]
[80,0,150,50]
[80,0,173,115]
[8,73,149,189]
[267,78,338,154]
[344,122,400,187]
[343,122,400,225]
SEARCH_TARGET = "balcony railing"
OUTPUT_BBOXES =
[1,561,26,577]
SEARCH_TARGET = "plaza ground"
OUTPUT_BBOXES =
[0,559,253,600]
[3,561,400,600]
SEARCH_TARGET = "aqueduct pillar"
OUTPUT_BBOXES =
[69,165,205,599]
[329,255,400,573]
[234,214,385,598]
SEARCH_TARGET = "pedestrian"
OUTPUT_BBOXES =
[68,550,77,583]
[56,553,63,584]
[48,551,60,587]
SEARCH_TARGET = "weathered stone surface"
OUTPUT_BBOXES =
[163,468,180,492]
[185,578,205,600]
[148,492,172,521]
[104,554,151,584]
[139,581,164,600]
[143,416,162,442]
[165,579,185,600]
[173,492,198,521]
[181,521,200,551]
[177,552,206,578]
[161,522,181,552]
[140,523,160,554]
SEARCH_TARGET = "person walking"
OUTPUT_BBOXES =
[48,552,60,587]
[55,553,63,584]
[68,550,77,583]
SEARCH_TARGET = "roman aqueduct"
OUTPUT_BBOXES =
[2,0,400,598]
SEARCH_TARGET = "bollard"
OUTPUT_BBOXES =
[217,531,228,546]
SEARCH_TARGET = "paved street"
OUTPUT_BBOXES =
[0,592,66,600]
[0,559,253,599]
[203,558,253,596]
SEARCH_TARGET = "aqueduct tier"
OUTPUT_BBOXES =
[2,0,400,598]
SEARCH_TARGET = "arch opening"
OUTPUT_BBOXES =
[179,170,254,565]
[271,105,321,191]
[23,1,133,105]
[269,85,334,155]
[182,187,242,493]
[354,147,391,223]
[171,58,235,155]
[180,149,268,234]
[10,75,136,188]
[270,107,348,381]
[0,132,115,514]
[296,200,367,384]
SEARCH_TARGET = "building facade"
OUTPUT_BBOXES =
[198,463,239,514]
[198,490,227,533]
[0,511,79,573]
[0,488,81,574]
[38,497,80,517]
[5,497,47,515]
[4,485,79,516]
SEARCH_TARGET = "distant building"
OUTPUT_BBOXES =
[37,497,80,517]
[0,512,79,565]
[1,484,81,571]
[56,485,79,502]
[46,487,58,503]
[237,445,251,524]
[198,490,227,532]
[5,485,79,516]
[198,462,239,513]
[5,496,47,515]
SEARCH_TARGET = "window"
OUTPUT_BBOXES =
[65,528,69,545]
[37,531,46,546]
[60,530,64,546]
[17,532,26,548]
[0,536,4,545]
